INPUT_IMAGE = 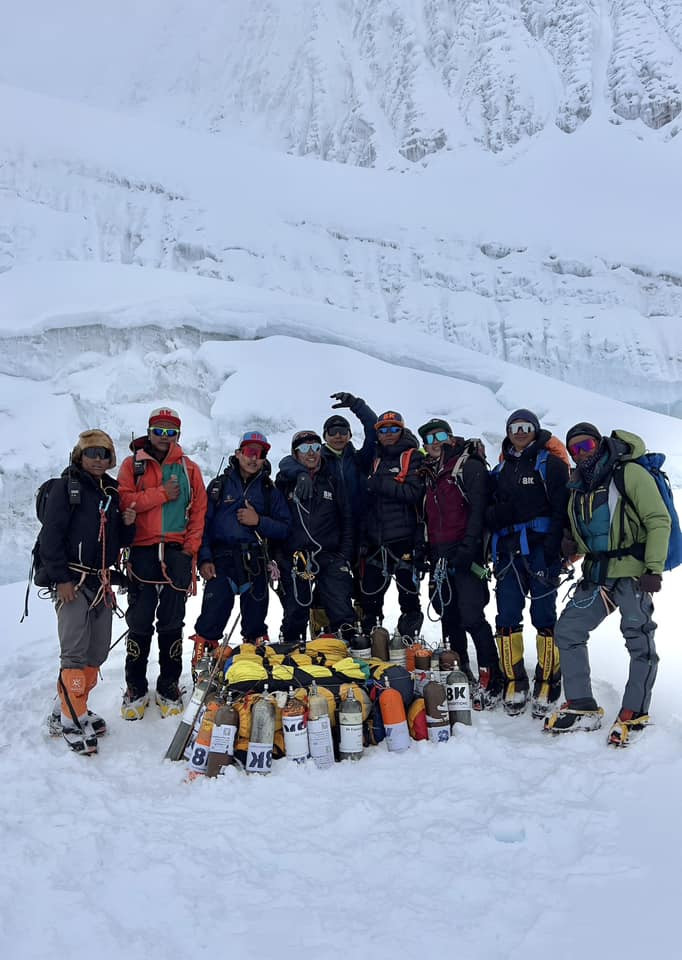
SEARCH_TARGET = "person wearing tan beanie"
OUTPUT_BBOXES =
[41,429,136,755]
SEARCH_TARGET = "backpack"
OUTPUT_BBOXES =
[372,447,418,484]
[612,453,682,571]
[31,470,81,588]
[448,438,490,502]
[21,469,81,620]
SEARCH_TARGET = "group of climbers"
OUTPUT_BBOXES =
[38,398,672,755]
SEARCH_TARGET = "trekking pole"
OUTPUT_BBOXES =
[164,614,242,762]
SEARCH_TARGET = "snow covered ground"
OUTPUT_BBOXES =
[2,570,680,960]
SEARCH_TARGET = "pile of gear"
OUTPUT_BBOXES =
[167,628,477,776]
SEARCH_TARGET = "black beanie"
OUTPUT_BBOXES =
[566,422,602,446]
[506,408,541,433]
[323,414,351,435]
[292,430,322,452]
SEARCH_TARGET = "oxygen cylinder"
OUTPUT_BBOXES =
[349,629,371,661]
[370,621,390,661]
[307,680,335,769]
[439,649,456,685]
[164,666,217,761]
[412,645,431,697]
[338,687,364,761]
[281,687,309,763]
[430,646,442,673]
[404,640,417,673]
[446,655,472,727]
[423,672,451,744]
[206,693,239,777]
[388,629,406,667]
[187,695,222,779]
[379,677,410,753]
[246,689,276,774]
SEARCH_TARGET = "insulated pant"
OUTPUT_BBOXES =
[57,588,112,670]
[429,567,500,675]
[194,551,268,642]
[494,544,560,632]
[360,541,422,636]
[125,544,192,698]
[279,553,354,645]
[555,577,658,714]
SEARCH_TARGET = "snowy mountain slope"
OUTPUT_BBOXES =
[2,573,682,960]
[1,261,681,587]
[1,85,681,416]
[2,0,681,163]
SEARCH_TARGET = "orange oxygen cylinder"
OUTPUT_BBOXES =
[379,677,410,753]
[187,695,221,780]
[206,693,239,777]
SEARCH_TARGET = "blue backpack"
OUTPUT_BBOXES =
[612,453,682,571]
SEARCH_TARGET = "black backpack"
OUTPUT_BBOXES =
[29,469,81,589]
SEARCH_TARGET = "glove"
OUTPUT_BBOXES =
[330,391,357,409]
[294,472,313,501]
[561,535,579,559]
[638,572,662,593]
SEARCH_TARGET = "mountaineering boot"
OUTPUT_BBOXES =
[62,717,99,755]
[121,689,150,721]
[607,709,650,748]
[496,630,529,716]
[544,698,604,734]
[472,666,504,711]
[155,683,184,718]
[531,631,562,719]
[49,709,107,737]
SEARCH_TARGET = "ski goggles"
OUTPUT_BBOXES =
[568,437,599,457]
[507,421,536,436]
[296,442,321,454]
[378,425,402,435]
[150,427,179,438]
[81,446,112,460]
[325,426,350,437]
[239,444,265,459]
[424,430,450,445]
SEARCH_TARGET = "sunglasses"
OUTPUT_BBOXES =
[296,442,321,454]
[508,421,535,436]
[150,427,179,438]
[568,437,599,457]
[425,431,450,445]
[378,425,402,435]
[326,427,350,438]
[240,444,265,459]
[82,446,111,461]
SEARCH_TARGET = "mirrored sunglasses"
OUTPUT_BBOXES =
[508,421,535,435]
[326,427,350,438]
[296,442,321,454]
[81,446,112,460]
[568,437,599,457]
[240,444,265,459]
[150,427,179,438]
[378,425,402,435]
[425,431,450,445]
